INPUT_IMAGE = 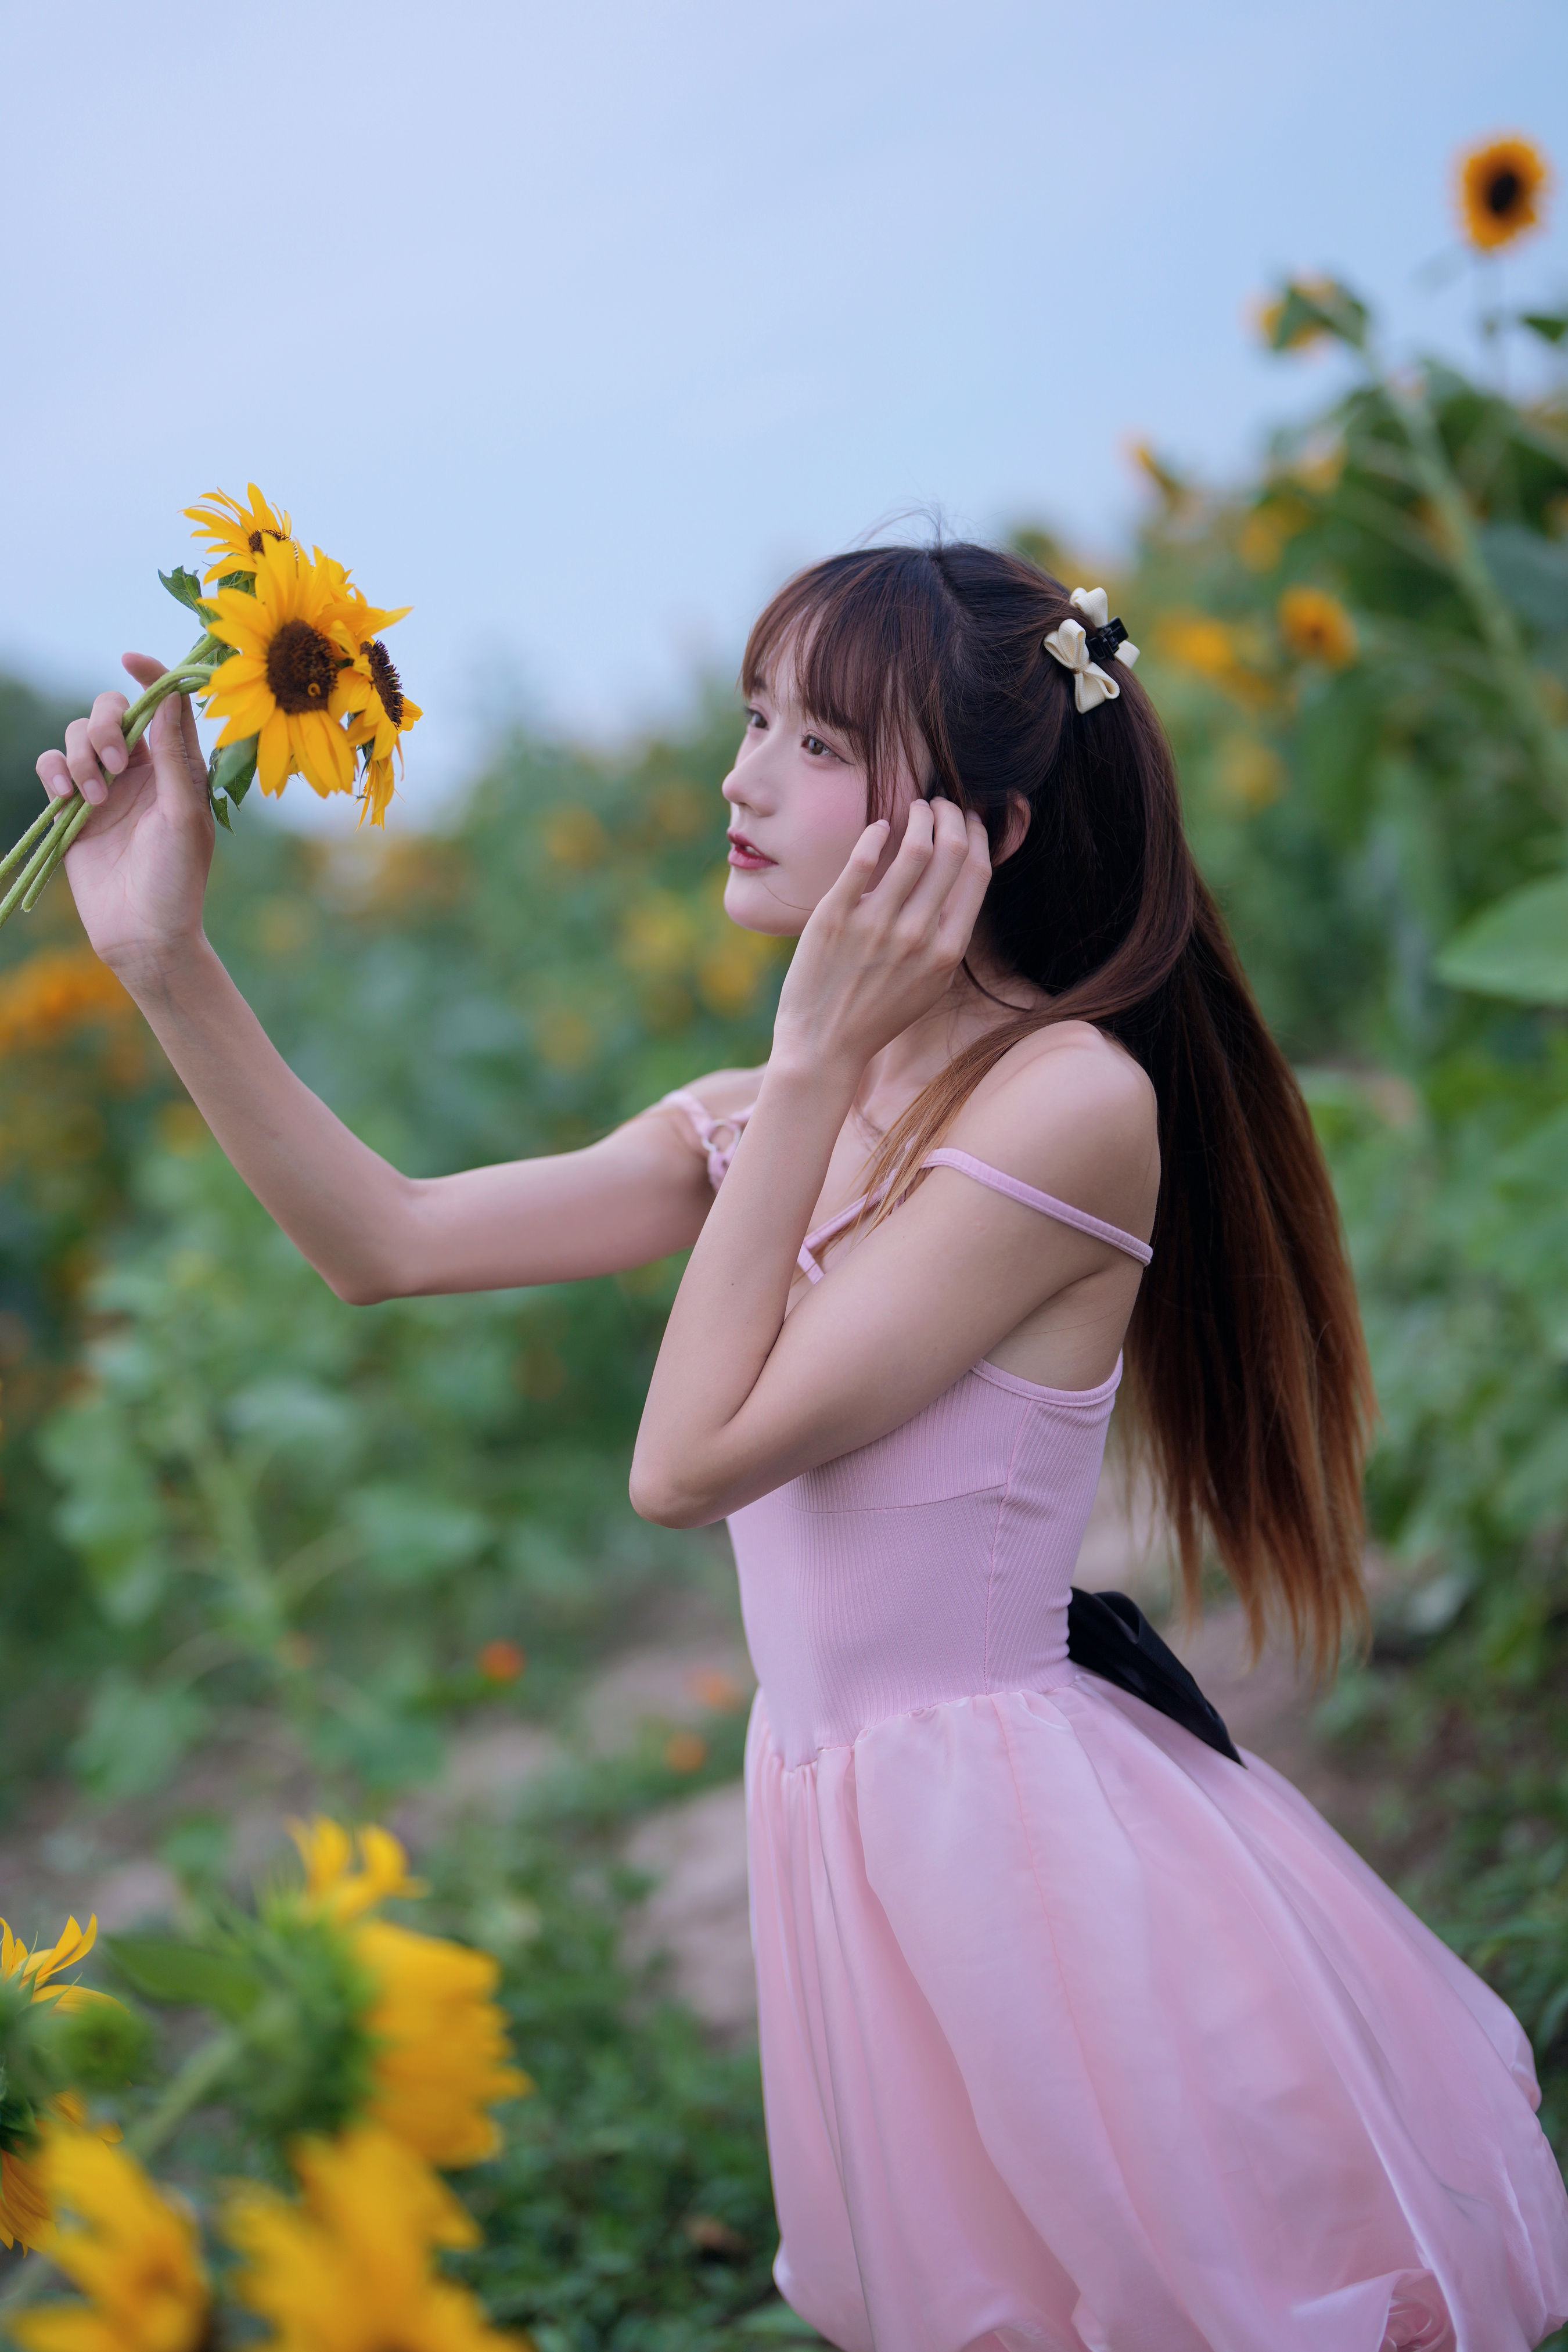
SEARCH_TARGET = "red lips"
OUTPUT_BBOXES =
[727,830,775,870]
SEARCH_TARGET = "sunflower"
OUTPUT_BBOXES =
[184,484,294,582]
[203,541,362,800]
[8,2129,210,2352]
[225,2127,521,2352]
[290,1819,427,1924]
[1278,585,1358,669]
[318,576,420,829]
[355,1921,531,2167]
[0,1916,116,2253]
[1458,135,1551,252]
[286,1821,529,2166]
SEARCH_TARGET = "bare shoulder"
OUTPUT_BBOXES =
[945,1022,1159,1235]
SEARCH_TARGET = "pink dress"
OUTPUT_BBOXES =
[663,1090,1568,2352]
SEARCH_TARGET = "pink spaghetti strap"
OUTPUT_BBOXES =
[656,1088,757,1189]
[922,1148,1153,1264]
[656,1092,1152,1270]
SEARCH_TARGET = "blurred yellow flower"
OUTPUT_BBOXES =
[9,2130,208,2352]
[0,1918,114,2253]
[225,2127,521,2352]
[184,483,294,582]
[1278,586,1358,669]
[289,1819,426,1925]
[0,950,132,1056]
[533,1006,598,1070]
[286,1822,528,2166]
[620,891,697,977]
[356,1919,531,2167]
[697,932,771,1017]
[204,541,361,800]
[544,806,609,870]
[1216,735,1288,812]
[1458,135,1550,252]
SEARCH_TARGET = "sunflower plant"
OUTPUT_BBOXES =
[0,1822,533,2351]
[0,487,419,933]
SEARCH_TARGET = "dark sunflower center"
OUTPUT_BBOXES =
[1486,167,1522,217]
[246,527,286,555]
[266,620,341,714]
[364,639,405,727]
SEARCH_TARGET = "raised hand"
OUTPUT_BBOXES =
[771,795,992,1074]
[36,654,215,979]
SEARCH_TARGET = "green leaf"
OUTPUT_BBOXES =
[1266,276,1369,354]
[69,1671,208,1800]
[212,793,233,832]
[1435,875,1568,1005]
[105,1935,261,2021]
[209,733,258,811]
[1479,523,1568,634]
[1521,311,1568,346]
[158,565,215,623]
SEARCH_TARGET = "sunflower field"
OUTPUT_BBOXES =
[2,141,1568,2349]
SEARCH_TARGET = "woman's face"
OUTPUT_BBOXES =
[721,651,921,937]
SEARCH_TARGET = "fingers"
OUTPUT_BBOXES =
[56,693,132,805]
[933,811,993,960]
[123,652,167,691]
[145,688,211,815]
[36,747,75,804]
[872,794,973,923]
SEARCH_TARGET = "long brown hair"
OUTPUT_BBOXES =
[743,542,1373,1672]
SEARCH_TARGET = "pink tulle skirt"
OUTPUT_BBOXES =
[745,1676,1568,2352]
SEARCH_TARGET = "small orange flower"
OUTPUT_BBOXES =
[1278,586,1358,670]
[663,1732,708,1774]
[477,1641,526,1684]
[1458,135,1551,252]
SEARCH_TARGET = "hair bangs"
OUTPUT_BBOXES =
[741,551,943,814]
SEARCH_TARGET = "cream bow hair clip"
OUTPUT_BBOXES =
[1042,587,1140,713]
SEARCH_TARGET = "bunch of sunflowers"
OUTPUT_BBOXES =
[0,487,419,931]
[0,1821,529,2351]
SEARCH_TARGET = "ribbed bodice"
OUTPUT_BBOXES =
[728,1357,1119,1768]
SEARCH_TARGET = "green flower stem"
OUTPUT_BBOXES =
[0,803,75,926]
[0,632,222,930]
[0,800,60,883]
[20,799,93,912]
[125,2024,243,2164]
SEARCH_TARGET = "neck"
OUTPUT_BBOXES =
[854,944,1045,1134]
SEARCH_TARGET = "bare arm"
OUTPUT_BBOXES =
[39,661,721,1301]
[631,802,1157,1526]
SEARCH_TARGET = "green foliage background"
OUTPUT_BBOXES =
[2,293,1568,2342]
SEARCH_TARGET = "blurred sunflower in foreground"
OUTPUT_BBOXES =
[8,2130,210,2352]
[0,1916,116,2252]
[1458,135,1551,253]
[226,2127,523,2351]
[287,1818,531,2164]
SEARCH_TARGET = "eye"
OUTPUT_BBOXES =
[744,705,767,731]
[802,733,833,759]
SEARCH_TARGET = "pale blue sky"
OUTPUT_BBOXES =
[1,0,1564,822]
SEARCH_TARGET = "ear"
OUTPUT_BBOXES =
[994,794,1032,865]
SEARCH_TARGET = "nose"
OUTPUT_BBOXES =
[722,763,772,814]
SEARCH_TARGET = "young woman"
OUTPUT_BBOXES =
[42,542,1568,2351]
